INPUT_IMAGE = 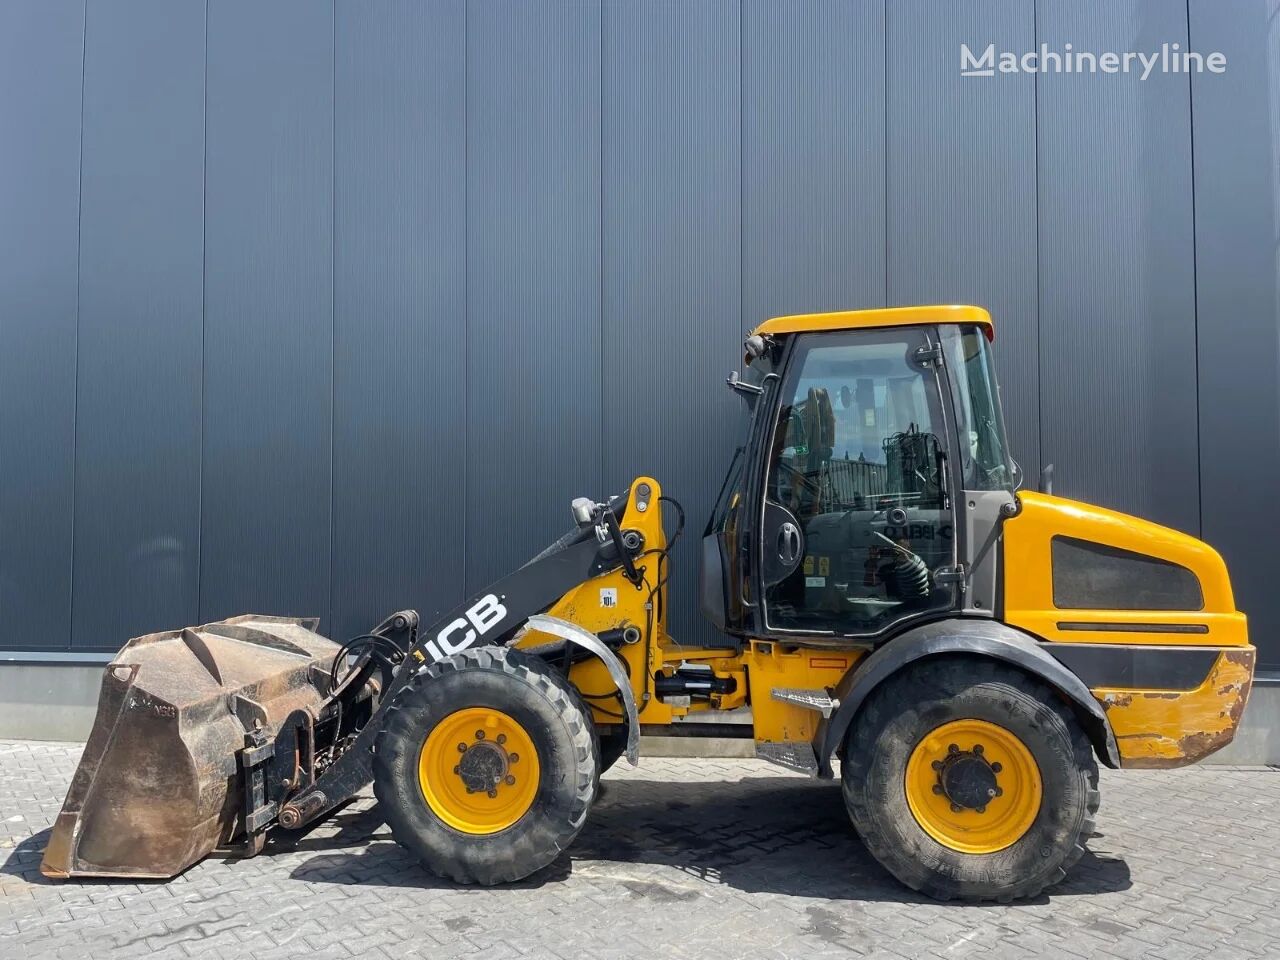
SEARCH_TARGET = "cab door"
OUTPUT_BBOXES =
[755,327,961,638]
[700,351,778,635]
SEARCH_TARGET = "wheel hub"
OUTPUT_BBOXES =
[904,718,1043,854]
[934,744,1003,813]
[418,707,539,835]
[456,732,519,797]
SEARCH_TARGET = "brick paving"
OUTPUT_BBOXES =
[1,740,1278,959]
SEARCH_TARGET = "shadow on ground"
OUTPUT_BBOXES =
[285,776,1131,905]
[2,828,54,887]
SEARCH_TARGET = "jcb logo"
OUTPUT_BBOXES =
[422,594,508,662]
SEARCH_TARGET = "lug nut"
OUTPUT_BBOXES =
[950,803,963,813]
[948,744,959,754]
[505,775,516,786]
[931,760,943,771]
[497,734,507,745]
[976,805,987,814]
[458,743,468,753]
[990,762,1002,773]
[475,730,485,740]
[973,744,984,755]
[453,765,460,775]
[487,789,497,798]
[932,784,944,795]
[995,787,1003,797]
[509,753,519,763]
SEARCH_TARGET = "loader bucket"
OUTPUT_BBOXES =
[40,615,340,879]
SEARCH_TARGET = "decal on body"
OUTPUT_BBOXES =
[421,594,508,662]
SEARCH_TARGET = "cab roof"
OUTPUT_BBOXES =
[751,304,994,341]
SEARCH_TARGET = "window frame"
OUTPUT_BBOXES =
[752,325,964,641]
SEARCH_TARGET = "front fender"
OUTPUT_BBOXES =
[525,614,640,766]
[817,618,1120,773]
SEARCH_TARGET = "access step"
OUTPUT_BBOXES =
[755,741,819,776]
[770,687,838,718]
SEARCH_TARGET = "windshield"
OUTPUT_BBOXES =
[942,325,1013,491]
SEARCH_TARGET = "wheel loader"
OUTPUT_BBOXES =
[42,304,1255,901]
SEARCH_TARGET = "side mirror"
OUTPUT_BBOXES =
[1039,463,1054,496]
[726,370,764,396]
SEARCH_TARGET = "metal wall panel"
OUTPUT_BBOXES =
[602,0,741,644]
[1035,0,1200,533]
[886,0,1041,473]
[0,1,84,650]
[332,0,467,638]
[200,0,334,625]
[465,0,603,590]
[1189,0,1280,669]
[72,0,205,647]
[742,0,887,328]
[1,1,1277,667]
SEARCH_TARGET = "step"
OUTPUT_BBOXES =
[770,687,838,718]
[755,741,819,776]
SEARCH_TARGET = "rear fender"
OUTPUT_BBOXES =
[817,618,1120,773]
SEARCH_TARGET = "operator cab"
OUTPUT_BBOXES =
[702,305,1013,642]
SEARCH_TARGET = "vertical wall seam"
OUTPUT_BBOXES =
[197,0,209,622]
[328,0,337,629]
[468,0,473,599]
[1032,0,1044,482]
[882,0,889,306]
[737,0,747,332]
[598,0,606,492]
[1186,0,1203,538]
[68,0,88,648]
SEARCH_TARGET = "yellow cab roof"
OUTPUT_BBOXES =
[751,304,994,341]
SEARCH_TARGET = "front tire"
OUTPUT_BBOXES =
[373,645,598,885]
[842,656,1099,902]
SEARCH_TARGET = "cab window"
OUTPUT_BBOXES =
[761,328,958,635]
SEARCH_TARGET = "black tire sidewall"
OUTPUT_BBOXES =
[374,648,597,883]
[845,660,1095,900]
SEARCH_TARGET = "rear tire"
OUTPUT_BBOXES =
[841,656,1099,902]
[373,645,598,885]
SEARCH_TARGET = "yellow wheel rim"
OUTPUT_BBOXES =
[418,707,541,835]
[904,718,1042,854]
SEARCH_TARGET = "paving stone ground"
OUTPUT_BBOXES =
[1,740,1277,960]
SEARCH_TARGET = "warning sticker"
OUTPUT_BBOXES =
[805,576,826,588]
[600,587,618,608]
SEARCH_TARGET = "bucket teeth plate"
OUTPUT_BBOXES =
[40,615,339,880]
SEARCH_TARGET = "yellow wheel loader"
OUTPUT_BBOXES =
[42,305,1255,902]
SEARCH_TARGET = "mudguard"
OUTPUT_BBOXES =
[817,618,1121,774]
[526,614,641,765]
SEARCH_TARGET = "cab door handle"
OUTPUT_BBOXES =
[778,522,801,565]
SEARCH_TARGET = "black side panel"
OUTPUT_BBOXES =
[1044,642,1219,692]
[1051,536,1203,611]
[818,618,1120,772]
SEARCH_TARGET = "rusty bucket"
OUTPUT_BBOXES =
[40,615,339,879]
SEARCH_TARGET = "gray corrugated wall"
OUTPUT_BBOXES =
[0,0,1277,668]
